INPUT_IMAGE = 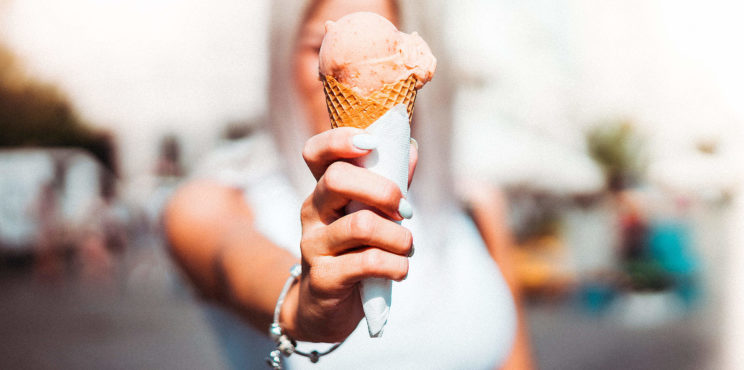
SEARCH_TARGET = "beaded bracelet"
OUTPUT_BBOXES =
[266,264,343,369]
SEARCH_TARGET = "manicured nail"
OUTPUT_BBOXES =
[408,244,415,258]
[410,137,418,151]
[398,198,413,219]
[352,134,378,150]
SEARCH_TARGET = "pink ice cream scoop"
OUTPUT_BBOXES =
[319,12,436,96]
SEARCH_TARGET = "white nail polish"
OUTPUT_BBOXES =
[398,198,413,219]
[352,134,378,150]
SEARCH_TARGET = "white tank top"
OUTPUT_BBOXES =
[196,135,516,369]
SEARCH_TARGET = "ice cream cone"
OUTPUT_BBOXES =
[322,74,416,338]
[322,74,417,129]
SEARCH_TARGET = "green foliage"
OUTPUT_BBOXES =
[586,120,646,191]
[0,43,116,173]
[624,259,673,292]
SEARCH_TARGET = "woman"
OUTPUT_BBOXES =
[164,0,533,368]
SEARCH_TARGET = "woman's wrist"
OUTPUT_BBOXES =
[278,278,301,339]
[268,266,345,368]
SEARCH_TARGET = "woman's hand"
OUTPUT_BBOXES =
[281,127,418,343]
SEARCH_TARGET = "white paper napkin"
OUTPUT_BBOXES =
[346,104,410,337]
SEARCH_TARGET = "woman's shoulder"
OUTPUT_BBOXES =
[191,131,284,189]
[164,131,288,241]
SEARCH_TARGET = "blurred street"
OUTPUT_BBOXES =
[0,236,720,370]
[528,303,717,370]
[0,246,225,370]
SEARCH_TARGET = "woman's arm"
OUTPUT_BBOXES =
[164,180,298,331]
[466,182,535,370]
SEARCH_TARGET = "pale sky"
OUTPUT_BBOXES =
[1,0,270,178]
[446,0,744,193]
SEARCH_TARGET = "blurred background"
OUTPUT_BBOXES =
[1,0,743,369]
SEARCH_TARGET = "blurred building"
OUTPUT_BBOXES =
[0,149,106,252]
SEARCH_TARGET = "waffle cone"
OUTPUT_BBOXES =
[322,74,417,129]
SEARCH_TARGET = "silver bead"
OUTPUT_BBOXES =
[278,335,295,355]
[266,350,283,369]
[269,323,282,341]
[290,264,302,277]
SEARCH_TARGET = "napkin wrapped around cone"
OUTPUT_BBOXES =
[322,74,416,337]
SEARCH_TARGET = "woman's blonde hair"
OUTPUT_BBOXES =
[267,0,457,246]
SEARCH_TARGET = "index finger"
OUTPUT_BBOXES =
[302,127,375,180]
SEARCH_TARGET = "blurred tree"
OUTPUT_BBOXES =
[0,43,117,175]
[586,120,646,192]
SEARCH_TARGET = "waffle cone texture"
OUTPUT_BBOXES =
[322,74,417,129]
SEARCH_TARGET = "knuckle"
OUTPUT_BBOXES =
[306,263,328,295]
[307,259,323,279]
[395,258,409,281]
[348,211,377,244]
[299,238,310,257]
[299,231,318,257]
[377,180,401,205]
[330,129,348,152]
[360,249,384,274]
[306,257,345,298]
[301,140,315,164]
[300,195,315,220]
[322,162,347,192]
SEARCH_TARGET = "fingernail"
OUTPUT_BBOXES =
[408,244,415,258]
[410,137,418,151]
[352,134,378,150]
[398,198,413,219]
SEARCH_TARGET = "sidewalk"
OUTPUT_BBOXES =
[0,249,225,370]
